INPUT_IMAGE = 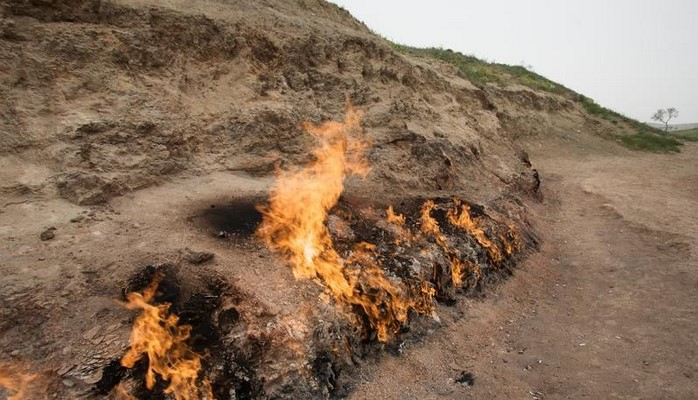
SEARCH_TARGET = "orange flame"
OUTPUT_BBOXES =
[419,200,447,248]
[449,257,464,287]
[0,365,36,400]
[345,242,436,340]
[119,276,213,400]
[257,102,435,342]
[116,382,136,400]
[385,206,417,245]
[499,232,515,256]
[447,199,503,263]
[504,223,522,255]
[419,200,466,287]
[386,205,406,225]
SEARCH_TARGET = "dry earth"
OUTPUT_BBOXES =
[1,0,697,399]
[350,137,698,399]
[3,124,696,400]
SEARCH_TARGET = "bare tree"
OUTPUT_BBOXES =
[652,107,679,132]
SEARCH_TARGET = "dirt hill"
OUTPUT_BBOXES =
[2,0,633,206]
[0,0,657,399]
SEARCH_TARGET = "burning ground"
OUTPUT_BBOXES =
[0,0,569,398]
[2,1,697,398]
[0,101,537,399]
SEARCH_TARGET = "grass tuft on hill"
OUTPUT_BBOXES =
[388,43,658,133]
[619,133,683,153]
[388,43,570,95]
[387,42,685,154]
[670,128,698,142]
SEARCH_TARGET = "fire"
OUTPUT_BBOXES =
[386,206,405,225]
[116,382,136,400]
[257,102,435,342]
[385,205,417,245]
[449,256,464,287]
[0,365,36,400]
[503,223,521,255]
[418,199,520,287]
[419,200,466,287]
[419,200,447,248]
[345,242,437,340]
[119,276,213,400]
[447,199,503,263]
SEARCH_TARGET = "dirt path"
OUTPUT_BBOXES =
[351,141,698,399]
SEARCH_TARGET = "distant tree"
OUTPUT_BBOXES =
[652,107,679,132]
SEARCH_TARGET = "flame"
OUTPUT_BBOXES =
[449,256,464,287]
[447,199,503,263]
[0,365,36,400]
[419,200,466,287]
[499,232,515,256]
[119,276,213,400]
[419,200,447,248]
[345,242,436,340]
[504,223,522,255]
[116,382,136,400]
[386,205,405,225]
[385,205,417,245]
[257,102,366,296]
[257,102,435,342]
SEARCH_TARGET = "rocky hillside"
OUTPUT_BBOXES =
[0,0,548,206]
[0,0,648,398]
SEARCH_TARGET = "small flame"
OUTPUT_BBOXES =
[116,382,136,400]
[0,365,36,400]
[386,205,406,225]
[419,200,447,247]
[499,233,514,256]
[258,102,435,342]
[449,256,464,287]
[447,199,503,263]
[119,276,213,400]
[385,206,417,245]
[504,223,522,255]
[419,200,465,287]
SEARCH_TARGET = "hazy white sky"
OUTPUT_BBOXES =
[329,0,697,124]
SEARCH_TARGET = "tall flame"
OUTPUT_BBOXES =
[119,276,212,400]
[257,102,435,342]
[0,365,35,400]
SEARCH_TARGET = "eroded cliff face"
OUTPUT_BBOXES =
[0,0,547,207]
[0,1,629,398]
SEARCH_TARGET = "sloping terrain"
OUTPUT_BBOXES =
[350,133,698,399]
[1,0,543,205]
[0,0,677,399]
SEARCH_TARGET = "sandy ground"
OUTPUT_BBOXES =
[2,129,696,399]
[350,139,698,399]
[1,134,696,399]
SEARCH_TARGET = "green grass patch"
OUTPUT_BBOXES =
[619,133,683,153]
[577,95,617,118]
[670,128,698,142]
